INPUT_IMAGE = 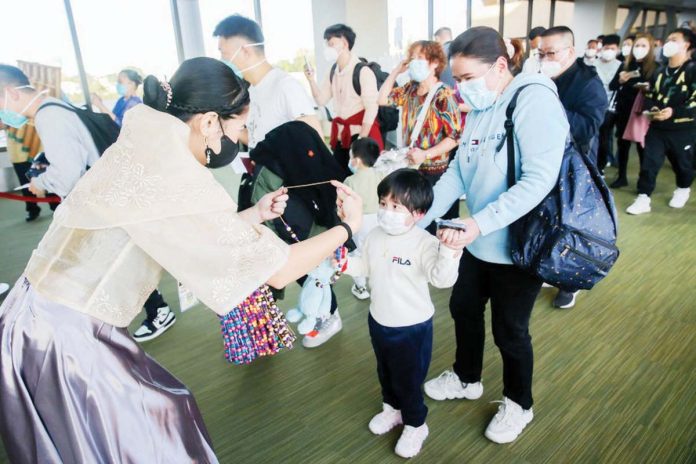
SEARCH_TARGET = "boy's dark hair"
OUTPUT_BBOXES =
[213,14,265,52]
[672,27,696,50]
[541,25,575,45]
[603,34,621,46]
[323,24,356,50]
[0,64,31,89]
[350,137,380,167]
[377,169,433,214]
[529,26,546,40]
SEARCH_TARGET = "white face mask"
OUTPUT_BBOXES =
[585,49,597,59]
[457,63,499,111]
[632,46,649,60]
[377,208,413,235]
[323,45,340,62]
[662,41,684,58]
[621,45,632,57]
[600,49,618,61]
[408,59,431,82]
[541,60,563,78]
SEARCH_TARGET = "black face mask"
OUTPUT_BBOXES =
[205,120,240,169]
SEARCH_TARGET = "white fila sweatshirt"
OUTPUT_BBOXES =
[345,226,461,327]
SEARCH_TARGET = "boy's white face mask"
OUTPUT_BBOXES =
[377,208,413,235]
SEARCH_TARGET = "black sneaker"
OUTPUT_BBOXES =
[132,306,176,342]
[25,208,41,222]
[553,291,579,309]
[610,177,628,189]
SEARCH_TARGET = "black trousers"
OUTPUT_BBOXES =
[449,250,542,410]
[368,314,433,427]
[614,113,645,181]
[12,162,40,214]
[144,290,168,321]
[637,127,695,196]
[597,111,616,172]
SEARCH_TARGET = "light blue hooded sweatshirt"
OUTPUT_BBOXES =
[420,72,569,265]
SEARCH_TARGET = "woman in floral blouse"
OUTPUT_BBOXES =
[378,40,463,186]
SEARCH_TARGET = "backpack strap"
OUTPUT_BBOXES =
[330,61,367,96]
[37,101,80,114]
[495,83,556,189]
[329,63,337,83]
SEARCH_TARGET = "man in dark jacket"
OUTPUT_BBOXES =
[538,26,609,310]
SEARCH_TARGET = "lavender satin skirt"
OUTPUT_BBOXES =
[0,278,218,463]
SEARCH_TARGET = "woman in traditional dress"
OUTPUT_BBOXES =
[0,57,362,463]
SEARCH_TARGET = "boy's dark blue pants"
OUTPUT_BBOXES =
[368,314,433,427]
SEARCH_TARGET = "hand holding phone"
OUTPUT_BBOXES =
[435,218,467,232]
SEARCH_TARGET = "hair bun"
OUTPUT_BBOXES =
[143,75,169,112]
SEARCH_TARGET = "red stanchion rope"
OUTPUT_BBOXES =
[0,192,62,203]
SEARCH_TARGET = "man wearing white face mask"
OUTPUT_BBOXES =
[583,39,600,66]
[521,26,546,74]
[305,23,383,174]
[0,66,99,200]
[627,28,696,214]
[215,15,322,149]
[595,34,623,173]
[539,26,607,309]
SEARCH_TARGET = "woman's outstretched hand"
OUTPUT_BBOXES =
[255,187,289,222]
[331,180,363,233]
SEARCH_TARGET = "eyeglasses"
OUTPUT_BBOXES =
[537,47,570,60]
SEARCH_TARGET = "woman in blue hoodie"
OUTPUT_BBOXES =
[420,27,568,444]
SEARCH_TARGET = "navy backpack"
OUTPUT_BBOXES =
[498,84,620,292]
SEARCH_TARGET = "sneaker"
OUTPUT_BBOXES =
[395,423,429,458]
[484,397,533,444]
[459,194,467,201]
[302,311,342,348]
[541,282,553,289]
[609,177,628,188]
[368,403,402,435]
[0,283,9,295]
[553,290,579,309]
[25,208,41,222]
[351,284,370,300]
[132,306,176,342]
[626,194,651,215]
[669,188,690,208]
[424,370,483,401]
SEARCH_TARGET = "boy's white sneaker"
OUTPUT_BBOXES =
[669,188,690,208]
[484,397,534,444]
[626,194,651,215]
[368,403,402,435]
[424,370,483,401]
[395,423,429,458]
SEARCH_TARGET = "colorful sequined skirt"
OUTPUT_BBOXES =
[0,278,218,463]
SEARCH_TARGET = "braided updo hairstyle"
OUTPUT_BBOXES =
[143,57,249,122]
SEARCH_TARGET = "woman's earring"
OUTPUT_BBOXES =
[204,136,212,164]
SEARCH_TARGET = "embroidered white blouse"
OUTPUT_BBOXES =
[24,105,289,327]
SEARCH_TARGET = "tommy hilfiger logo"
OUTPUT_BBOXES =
[392,257,412,266]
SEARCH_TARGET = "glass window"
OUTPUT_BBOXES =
[471,0,500,30]
[503,0,529,39]
[0,0,80,103]
[553,0,574,27]
[199,0,256,59]
[433,0,468,39]
[531,0,551,29]
[260,0,315,72]
[615,7,630,32]
[645,10,657,31]
[388,0,429,57]
[70,0,178,107]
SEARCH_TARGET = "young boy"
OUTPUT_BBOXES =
[344,169,465,458]
[343,137,382,300]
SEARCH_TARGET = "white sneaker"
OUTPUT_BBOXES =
[132,306,176,342]
[302,311,342,348]
[424,370,483,401]
[669,188,690,208]
[626,194,651,215]
[368,403,402,435]
[0,283,9,295]
[459,194,467,201]
[541,282,553,288]
[395,423,429,458]
[351,284,370,300]
[484,397,534,444]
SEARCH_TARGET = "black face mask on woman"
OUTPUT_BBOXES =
[205,119,239,169]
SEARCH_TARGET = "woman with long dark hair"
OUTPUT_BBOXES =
[0,57,362,463]
[418,27,568,444]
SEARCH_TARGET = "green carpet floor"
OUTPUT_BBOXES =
[0,158,694,463]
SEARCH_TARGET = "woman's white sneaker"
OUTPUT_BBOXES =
[484,397,534,444]
[395,423,429,458]
[424,370,483,401]
[669,187,690,208]
[626,194,651,215]
[368,403,402,435]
